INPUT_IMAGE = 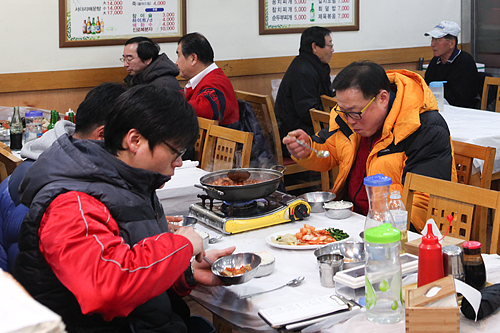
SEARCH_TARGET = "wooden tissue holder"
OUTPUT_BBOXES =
[405,275,460,332]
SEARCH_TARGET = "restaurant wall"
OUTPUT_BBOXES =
[2,0,461,74]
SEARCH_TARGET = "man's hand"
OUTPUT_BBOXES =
[166,216,183,232]
[175,227,205,262]
[282,129,313,159]
[192,246,236,286]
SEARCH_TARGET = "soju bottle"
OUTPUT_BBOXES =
[47,110,59,131]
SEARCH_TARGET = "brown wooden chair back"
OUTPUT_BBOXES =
[200,125,253,171]
[0,145,22,182]
[320,95,337,112]
[195,117,218,164]
[402,172,500,254]
[481,76,500,112]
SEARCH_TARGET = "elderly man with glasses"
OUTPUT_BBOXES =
[283,61,456,233]
[122,36,181,91]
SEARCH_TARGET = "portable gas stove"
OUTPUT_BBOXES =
[189,191,311,234]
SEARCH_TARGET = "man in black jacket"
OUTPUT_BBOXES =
[275,26,334,157]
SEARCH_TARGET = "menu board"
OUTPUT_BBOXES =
[259,0,358,35]
[59,0,186,47]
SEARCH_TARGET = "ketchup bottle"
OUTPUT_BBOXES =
[417,224,444,287]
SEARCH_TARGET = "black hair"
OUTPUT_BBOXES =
[104,85,199,156]
[332,61,391,99]
[178,32,214,66]
[299,26,331,53]
[444,34,458,49]
[75,82,127,137]
[125,36,160,62]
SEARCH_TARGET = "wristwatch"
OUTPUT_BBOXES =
[184,258,197,287]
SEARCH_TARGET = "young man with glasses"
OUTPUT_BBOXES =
[122,36,181,91]
[275,26,335,157]
[283,61,456,233]
[14,85,235,332]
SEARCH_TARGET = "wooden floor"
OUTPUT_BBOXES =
[186,295,245,333]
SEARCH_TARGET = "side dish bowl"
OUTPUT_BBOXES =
[299,191,336,213]
[323,201,353,219]
[211,253,261,285]
[314,241,365,270]
[254,251,275,278]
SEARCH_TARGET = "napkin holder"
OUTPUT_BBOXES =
[405,275,460,332]
[405,235,465,256]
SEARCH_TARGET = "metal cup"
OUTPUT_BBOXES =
[442,245,465,281]
[317,254,344,288]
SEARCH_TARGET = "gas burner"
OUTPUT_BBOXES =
[221,200,258,217]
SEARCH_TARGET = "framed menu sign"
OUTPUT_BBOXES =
[59,0,186,47]
[259,0,358,35]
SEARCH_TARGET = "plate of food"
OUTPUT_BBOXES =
[266,224,350,250]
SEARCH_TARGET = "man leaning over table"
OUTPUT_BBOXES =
[13,85,235,332]
[275,26,335,157]
[175,32,239,128]
[283,61,457,233]
[424,21,478,109]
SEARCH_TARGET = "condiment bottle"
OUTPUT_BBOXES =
[417,223,444,287]
[462,241,486,290]
[363,174,395,233]
[9,106,23,150]
[365,223,403,324]
[388,190,408,253]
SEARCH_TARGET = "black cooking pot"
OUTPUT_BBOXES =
[196,165,286,202]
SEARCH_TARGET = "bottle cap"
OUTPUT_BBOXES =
[363,174,392,187]
[25,110,43,118]
[390,190,401,199]
[429,81,448,87]
[462,241,481,250]
[421,224,439,245]
[365,223,400,244]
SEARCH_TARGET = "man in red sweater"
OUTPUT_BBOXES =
[176,32,239,128]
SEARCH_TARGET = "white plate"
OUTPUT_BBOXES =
[266,228,351,250]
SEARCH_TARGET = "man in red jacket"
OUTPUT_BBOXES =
[176,32,239,128]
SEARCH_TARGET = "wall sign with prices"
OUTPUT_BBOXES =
[259,0,358,35]
[59,0,186,47]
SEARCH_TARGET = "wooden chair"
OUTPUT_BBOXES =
[195,117,218,164]
[0,144,22,182]
[481,76,500,112]
[200,125,253,172]
[402,172,500,254]
[234,90,321,192]
[320,95,337,112]
[453,140,496,248]
[310,108,338,191]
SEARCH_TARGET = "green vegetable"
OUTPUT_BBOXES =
[325,228,349,241]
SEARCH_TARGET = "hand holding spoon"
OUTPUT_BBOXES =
[288,136,330,158]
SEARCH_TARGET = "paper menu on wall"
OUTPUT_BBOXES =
[258,295,349,329]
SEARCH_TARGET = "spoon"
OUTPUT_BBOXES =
[209,234,224,244]
[238,276,305,299]
[288,136,330,158]
[227,169,251,182]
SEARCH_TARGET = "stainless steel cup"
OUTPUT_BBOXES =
[317,254,344,287]
[442,245,465,281]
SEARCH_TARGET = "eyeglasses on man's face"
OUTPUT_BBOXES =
[334,92,379,120]
[164,141,187,160]
[119,56,136,63]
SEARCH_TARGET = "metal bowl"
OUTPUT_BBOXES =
[169,215,198,228]
[314,241,365,270]
[324,201,353,219]
[211,253,261,285]
[254,252,275,278]
[298,191,336,213]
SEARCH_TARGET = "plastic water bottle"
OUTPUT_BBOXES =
[24,110,44,142]
[363,174,396,233]
[388,191,408,253]
[365,223,403,324]
[429,81,447,112]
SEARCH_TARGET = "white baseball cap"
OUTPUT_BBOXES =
[424,21,461,38]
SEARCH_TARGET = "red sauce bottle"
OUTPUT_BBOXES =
[418,224,444,287]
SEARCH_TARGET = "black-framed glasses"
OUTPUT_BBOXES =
[333,92,379,120]
[119,56,136,63]
[164,141,186,160]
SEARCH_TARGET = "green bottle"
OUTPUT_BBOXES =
[310,3,315,22]
[47,110,59,131]
[91,18,96,34]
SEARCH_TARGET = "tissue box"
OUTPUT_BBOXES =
[405,275,460,333]
[405,235,465,256]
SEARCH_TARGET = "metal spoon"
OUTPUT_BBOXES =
[209,234,224,244]
[238,276,306,299]
[227,169,251,182]
[289,136,330,158]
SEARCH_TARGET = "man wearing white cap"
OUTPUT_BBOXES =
[424,21,478,108]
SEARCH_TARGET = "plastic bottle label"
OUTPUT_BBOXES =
[390,210,407,231]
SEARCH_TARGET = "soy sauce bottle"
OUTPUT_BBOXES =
[463,241,486,290]
[9,106,23,150]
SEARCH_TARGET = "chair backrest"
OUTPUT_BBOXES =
[195,117,218,164]
[402,172,500,254]
[200,125,253,171]
[453,140,495,189]
[481,76,500,112]
[234,90,282,164]
[320,95,337,112]
[0,147,22,182]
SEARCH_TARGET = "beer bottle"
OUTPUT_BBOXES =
[96,16,101,34]
[47,110,59,131]
[9,107,23,150]
[86,17,91,34]
[100,19,104,33]
[83,20,87,34]
[91,18,96,34]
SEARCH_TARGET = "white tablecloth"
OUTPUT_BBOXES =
[192,211,500,332]
[441,105,500,174]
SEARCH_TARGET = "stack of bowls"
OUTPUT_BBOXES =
[314,241,366,270]
[298,191,336,213]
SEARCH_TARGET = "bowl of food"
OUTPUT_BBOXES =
[323,200,353,219]
[194,229,209,248]
[211,253,261,285]
[314,241,365,270]
[168,215,198,231]
[254,251,275,278]
[299,191,336,213]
